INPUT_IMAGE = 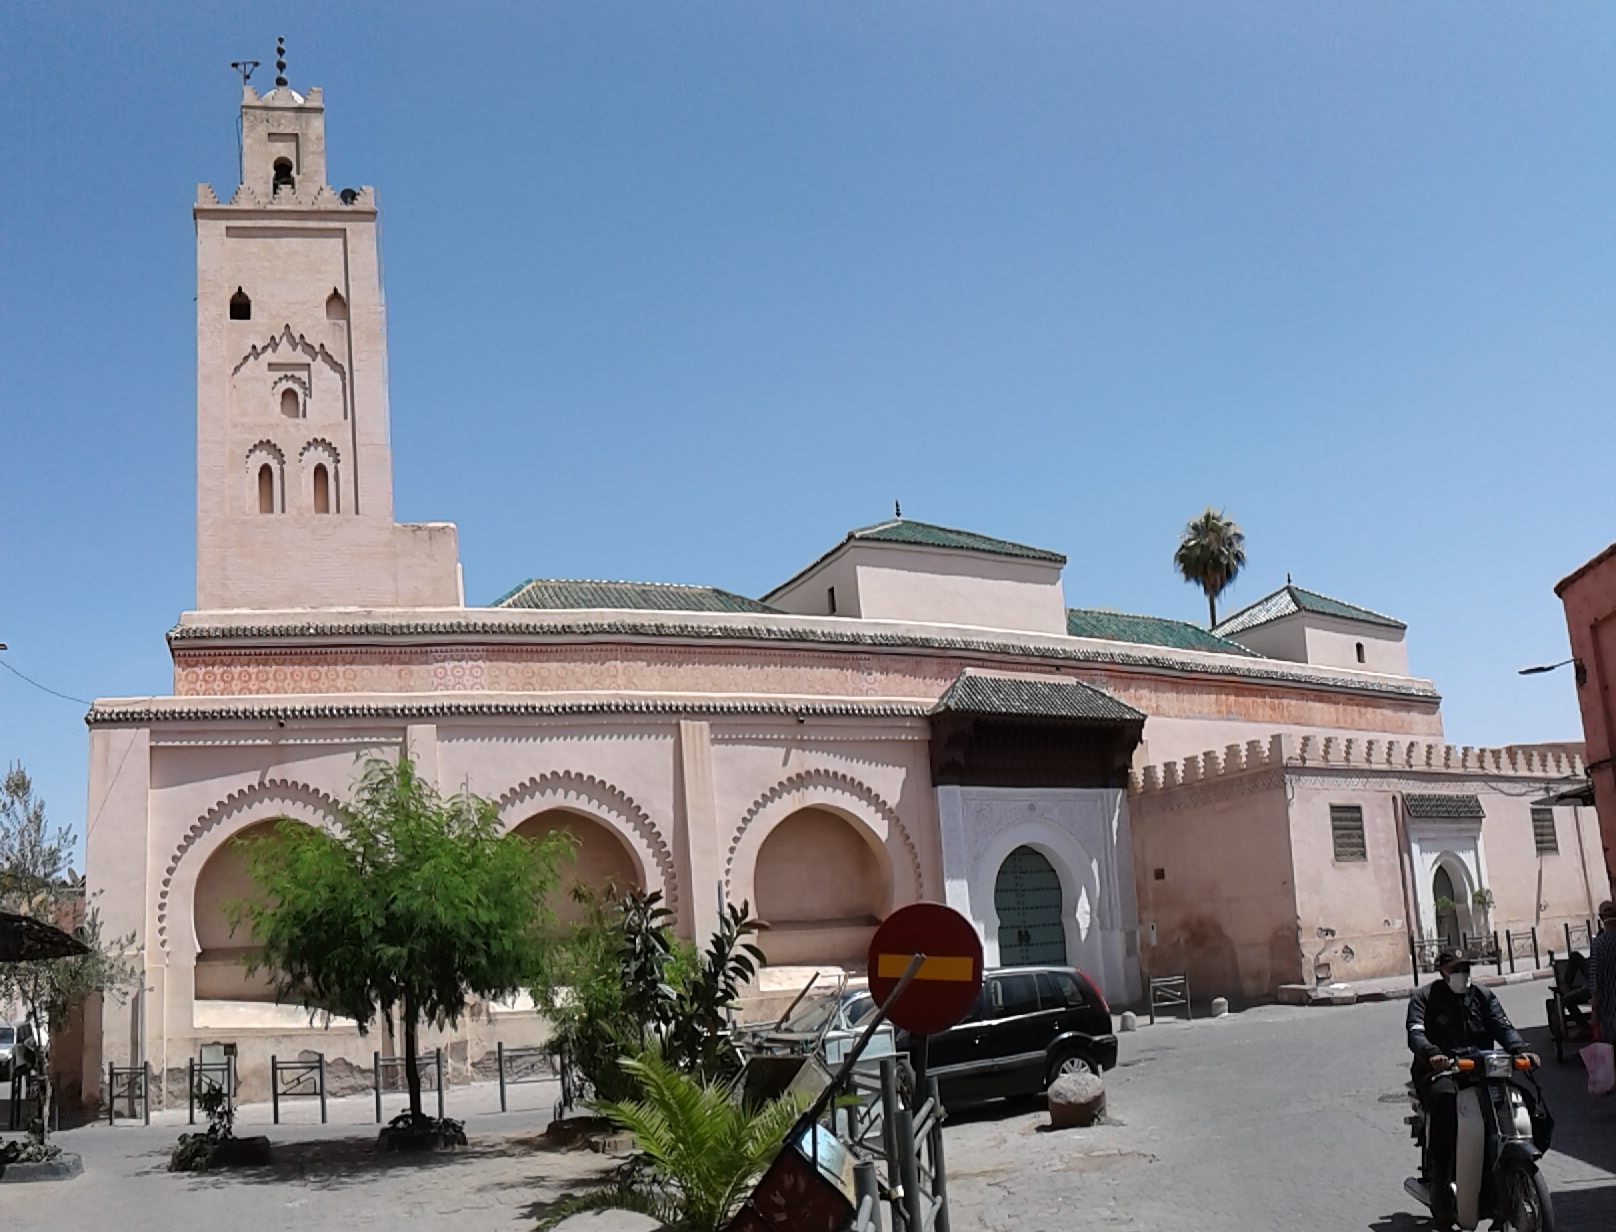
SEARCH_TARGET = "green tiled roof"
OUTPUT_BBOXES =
[492,579,779,614]
[847,518,1066,564]
[930,672,1145,723]
[1213,584,1405,638]
[1403,793,1485,820]
[1066,609,1260,657]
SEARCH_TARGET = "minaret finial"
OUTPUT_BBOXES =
[894,500,902,518]
[274,36,287,88]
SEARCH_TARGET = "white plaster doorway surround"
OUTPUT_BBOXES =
[1407,818,1488,946]
[935,785,1141,1006]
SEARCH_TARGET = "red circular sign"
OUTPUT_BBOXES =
[866,903,984,1036]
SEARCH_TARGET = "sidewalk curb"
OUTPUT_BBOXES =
[1278,967,1552,1008]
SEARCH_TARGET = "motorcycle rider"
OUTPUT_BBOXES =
[1406,949,1540,1223]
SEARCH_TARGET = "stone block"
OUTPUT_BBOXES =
[1046,1072,1105,1130]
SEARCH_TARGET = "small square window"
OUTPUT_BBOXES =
[1531,806,1559,857]
[1330,805,1367,862]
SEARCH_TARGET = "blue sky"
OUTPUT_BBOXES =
[2,4,1613,850]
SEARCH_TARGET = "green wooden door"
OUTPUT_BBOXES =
[995,846,1067,966]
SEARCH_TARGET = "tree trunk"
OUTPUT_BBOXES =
[1207,592,1218,629]
[402,998,423,1121]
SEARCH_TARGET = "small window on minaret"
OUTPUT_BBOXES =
[1356,642,1366,664]
[273,158,295,194]
[313,464,331,514]
[229,288,251,321]
[326,289,347,321]
[257,464,276,514]
[280,388,301,418]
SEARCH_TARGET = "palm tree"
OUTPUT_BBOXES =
[538,1051,805,1232]
[1173,508,1246,627]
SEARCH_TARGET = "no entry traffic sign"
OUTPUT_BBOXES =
[866,903,984,1036]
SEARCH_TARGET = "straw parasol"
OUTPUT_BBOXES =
[0,910,89,963]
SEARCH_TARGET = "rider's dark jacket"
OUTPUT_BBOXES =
[1406,979,1527,1067]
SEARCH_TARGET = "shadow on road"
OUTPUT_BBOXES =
[1551,1182,1616,1232]
[170,1134,518,1190]
[1366,1214,1434,1231]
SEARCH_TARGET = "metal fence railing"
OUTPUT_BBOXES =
[271,1053,327,1124]
[1147,974,1191,1024]
[374,1049,444,1123]
[188,1054,236,1125]
[108,1061,151,1126]
[1505,927,1541,974]
[495,1042,548,1113]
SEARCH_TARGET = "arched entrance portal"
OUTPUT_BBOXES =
[755,807,890,967]
[514,809,643,927]
[193,819,289,1001]
[1433,865,1462,950]
[995,846,1067,966]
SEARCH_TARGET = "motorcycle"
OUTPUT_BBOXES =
[1403,1049,1555,1231]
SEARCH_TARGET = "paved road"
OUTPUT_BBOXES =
[3,982,1611,1230]
[945,981,1616,1232]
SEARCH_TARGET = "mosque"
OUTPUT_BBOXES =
[79,67,1607,1107]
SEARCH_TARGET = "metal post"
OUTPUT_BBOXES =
[1507,930,1517,975]
[498,1042,507,1112]
[188,1058,196,1125]
[228,1055,237,1113]
[319,1054,328,1124]
[1532,927,1540,970]
[854,1160,885,1232]
[435,1048,444,1122]
[271,1054,280,1124]
[373,1051,382,1124]
[927,1076,950,1232]
[107,1063,115,1125]
[143,1062,151,1126]
[895,1103,923,1232]
[879,1056,905,1231]
[1567,920,1574,954]
[1493,930,1502,975]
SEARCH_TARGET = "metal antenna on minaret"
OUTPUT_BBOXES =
[274,36,287,88]
[229,58,260,188]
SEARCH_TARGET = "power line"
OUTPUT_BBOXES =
[0,658,90,707]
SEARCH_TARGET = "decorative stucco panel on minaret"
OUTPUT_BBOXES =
[193,61,461,611]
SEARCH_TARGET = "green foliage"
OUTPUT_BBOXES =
[169,1085,234,1172]
[236,755,570,1118]
[534,889,765,1105]
[0,765,138,1148]
[665,899,766,1083]
[1173,508,1247,627]
[537,1052,804,1232]
[1471,888,1495,910]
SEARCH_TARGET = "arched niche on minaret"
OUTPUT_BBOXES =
[229,326,349,425]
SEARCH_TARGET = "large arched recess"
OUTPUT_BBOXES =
[752,806,893,967]
[192,819,312,1002]
[514,808,645,927]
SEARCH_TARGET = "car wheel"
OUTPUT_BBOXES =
[1049,1052,1096,1083]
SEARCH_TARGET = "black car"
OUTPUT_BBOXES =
[896,965,1117,1105]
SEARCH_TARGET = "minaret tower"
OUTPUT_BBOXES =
[193,42,460,610]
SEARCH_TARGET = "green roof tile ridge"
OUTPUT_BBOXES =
[847,518,1066,564]
[1065,608,1260,657]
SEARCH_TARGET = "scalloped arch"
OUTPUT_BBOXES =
[299,436,342,464]
[244,439,286,467]
[726,769,922,902]
[156,779,341,953]
[496,772,678,917]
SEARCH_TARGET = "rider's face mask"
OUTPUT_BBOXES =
[1446,970,1471,994]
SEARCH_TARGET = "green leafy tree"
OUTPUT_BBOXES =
[236,756,569,1126]
[0,765,138,1152]
[1173,507,1247,627]
[538,1051,804,1232]
[534,890,765,1105]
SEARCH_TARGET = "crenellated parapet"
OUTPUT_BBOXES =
[1130,733,1586,795]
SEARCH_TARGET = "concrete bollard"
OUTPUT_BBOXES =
[1211,997,1229,1018]
[1119,1010,1137,1032]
